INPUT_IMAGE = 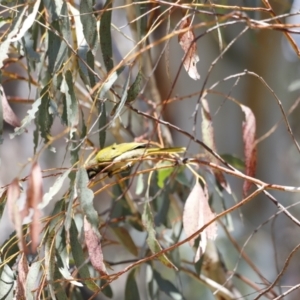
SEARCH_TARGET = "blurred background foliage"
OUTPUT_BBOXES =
[1,0,300,299]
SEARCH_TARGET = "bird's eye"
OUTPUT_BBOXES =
[112,146,116,150]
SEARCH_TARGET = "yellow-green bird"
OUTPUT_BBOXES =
[86,142,186,179]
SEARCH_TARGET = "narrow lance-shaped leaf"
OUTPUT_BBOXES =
[183,180,217,262]
[98,101,106,149]
[76,168,99,229]
[80,0,98,52]
[153,270,182,300]
[60,70,79,135]
[69,219,99,291]
[16,253,29,299]
[7,179,27,252]
[241,105,257,196]
[100,0,114,72]
[26,162,43,253]
[110,70,130,118]
[38,84,53,142]
[201,98,231,194]
[178,17,200,80]
[10,0,41,42]
[25,261,42,300]
[83,216,107,276]
[126,71,143,103]
[142,202,177,270]
[111,226,138,257]
[125,269,140,300]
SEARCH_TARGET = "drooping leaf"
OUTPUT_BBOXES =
[100,0,113,72]
[10,97,41,139]
[241,105,257,196]
[111,226,138,257]
[25,261,42,300]
[37,84,53,142]
[101,279,113,298]
[221,154,244,170]
[76,168,98,229]
[60,70,79,134]
[98,101,106,149]
[110,70,130,118]
[201,98,231,194]
[125,269,140,300]
[41,168,71,209]
[69,219,99,291]
[80,0,98,52]
[26,162,43,253]
[153,270,182,300]
[182,180,217,262]
[10,0,41,43]
[83,216,107,275]
[178,18,200,80]
[126,71,143,103]
[16,253,29,299]
[56,248,83,287]
[44,229,57,299]
[7,179,27,252]
[142,202,177,270]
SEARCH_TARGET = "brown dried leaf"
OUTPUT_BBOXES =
[7,179,27,252]
[178,18,200,80]
[183,181,217,262]
[26,162,43,253]
[201,98,231,194]
[16,253,29,299]
[241,105,257,196]
[0,85,22,128]
[84,217,107,276]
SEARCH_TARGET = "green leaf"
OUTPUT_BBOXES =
[142,202,177,270]
[110,71,130,118]
[80,0,98,52]
[76,168,98,229]
[98,101,106,148]
[41,168,72,210]
[10,97,41,139]
[100,0,113,72]
[156,161,174,189]
[125,269,140,300]
[154,188,170,226]
[37,84,53,142]
[221,154,244,170]
[26,261,42,300]
[60,70,79,134]
[111,226,138,256]
[126,71,143,103]
[101,280,113,298]
[45,230,57,299]
[69,219,99,291]
[153,270,182,300]
[49,198,66,232]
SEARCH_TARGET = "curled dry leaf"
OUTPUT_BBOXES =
[26,162,43,253]
[178,18,200,80]
[241,105,257,196]
[183,180,217,262]
[7,179,28,252]
[83,217,107,276]
[16,253,29,299]
[0,85,22,129]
